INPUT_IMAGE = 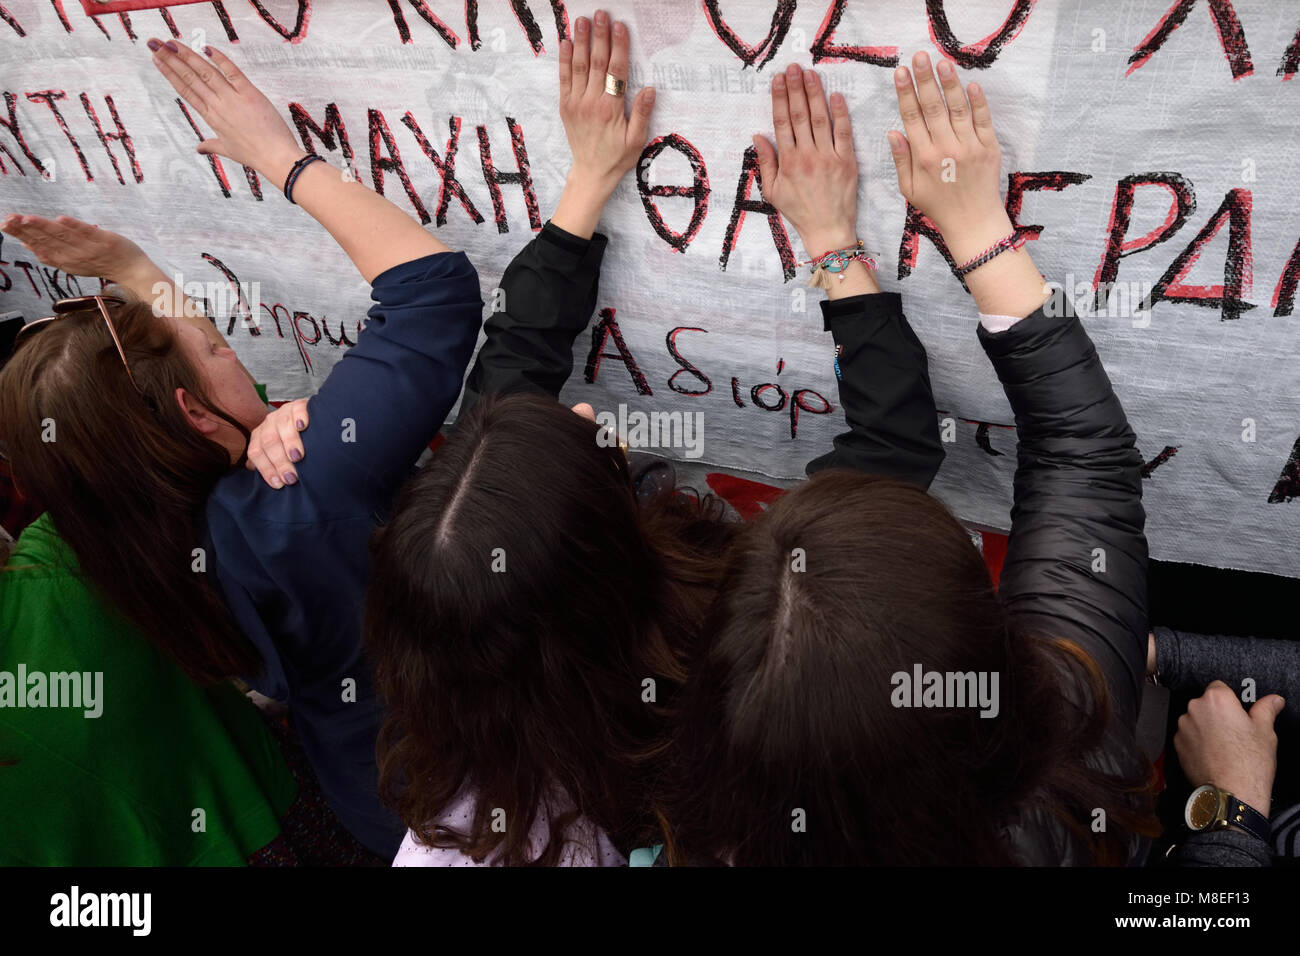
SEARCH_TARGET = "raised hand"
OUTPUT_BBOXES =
[147,40,304,187]
[753,63,876,298]
[0,213,220,337]
[890,51,1046,318]
[889,51,1007,261]
[0,214,151,286]
[753,63,859,262]
[551,10,656,238]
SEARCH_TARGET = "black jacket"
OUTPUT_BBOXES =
[461,223,606,414]
[461,222,945,493]
[806,292,944,487]
[976,304,1152,864]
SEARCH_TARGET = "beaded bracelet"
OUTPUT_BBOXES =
[803,240,877,290]
[954,230,1027,278]
[284,154,326,204]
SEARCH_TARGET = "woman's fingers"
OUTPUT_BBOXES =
[802,69,834,152]
[784,63,812,147]
[570,17,591,92]
[752,133,779,195]
[968,82,996,146]
[275,402,307,469]
[202,45,251,93]
[558,36,574,100]
[770,72,796,154]
[150,42,216,114]
[893,66,929,146]
[936,58,972,139]
[588,9,612,96]
[166,41,236,100]
[887,130,913,198]
[626,86,656,150]
[911,51,954,144]
[245,437,285,488]
[829,91,854,159]
[606,18,629,88]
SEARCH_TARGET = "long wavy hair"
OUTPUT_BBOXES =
[0,294,259,682]
[366,393,732,865]
[660,470,1159,866]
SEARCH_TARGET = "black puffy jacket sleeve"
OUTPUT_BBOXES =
[459,221,607,414]
[978,303,1148,725]
[806,292,945,489]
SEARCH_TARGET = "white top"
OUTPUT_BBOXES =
[392,787,627,867]
[979,311,1031,334]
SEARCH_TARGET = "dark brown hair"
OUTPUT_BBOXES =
[661,470,1158,865]
[366,393,732,865]
[0,295,259,682]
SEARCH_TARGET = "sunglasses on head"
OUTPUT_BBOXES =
[15,294,147,397]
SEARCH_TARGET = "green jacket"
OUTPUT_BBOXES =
[0,513,296,865]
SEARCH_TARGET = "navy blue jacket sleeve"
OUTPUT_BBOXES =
[978,302,1148,725]
[459,222,606,414]
[806,291,944,489]
[305,250,483,512]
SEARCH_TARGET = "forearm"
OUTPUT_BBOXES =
[550,171,617,240]
[806,293,943,487]
[461,223,605,413]
[267,155,450,284]
[941,210,1048,319]
[115,254,230,348]
[1154,626,1300,704]
[978,304,1134,447]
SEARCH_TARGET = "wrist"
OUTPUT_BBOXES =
[552,170,617,239]
[800,227,860,258]
[564,166,620,204]
[1199,779,1272,822]
[261,147,311,193]
[114,255,169,303]
[937,209,1016,265]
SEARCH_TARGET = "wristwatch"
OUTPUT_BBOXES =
[1184,784,1270,842]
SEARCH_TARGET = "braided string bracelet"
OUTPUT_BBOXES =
[284,154,326,205]
[803,240,877,290]
[954,230,1027,278]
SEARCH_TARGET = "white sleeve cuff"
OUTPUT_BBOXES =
[978,312,1027,334]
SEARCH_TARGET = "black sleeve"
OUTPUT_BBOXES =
[978,302,1148,725]
[1169,828,1272,867]
[459,221,607,414]
[1154,626,1300,702]
[805,292,944,489]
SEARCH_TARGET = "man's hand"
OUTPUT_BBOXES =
[1175,680,1285,819]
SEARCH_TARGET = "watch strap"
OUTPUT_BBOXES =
[1221,793,1271,843]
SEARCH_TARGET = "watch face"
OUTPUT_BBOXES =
[1187,787,1219,830]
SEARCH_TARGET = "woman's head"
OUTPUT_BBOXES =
[0,295,264,680]
[664,470,1152,865]
[367,392,727,864]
